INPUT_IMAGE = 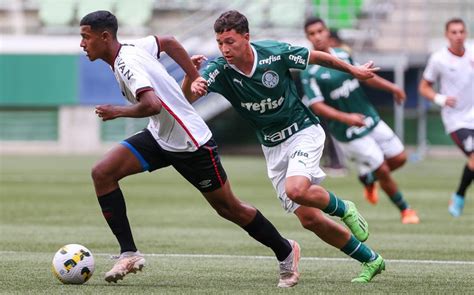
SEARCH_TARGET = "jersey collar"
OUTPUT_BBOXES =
[227,45,258,78]
[111,44,123,71]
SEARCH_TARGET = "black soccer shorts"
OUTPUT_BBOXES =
[450,128,474,156]
[121,129,227,192]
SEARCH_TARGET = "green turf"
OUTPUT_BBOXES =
[0,154,473,294]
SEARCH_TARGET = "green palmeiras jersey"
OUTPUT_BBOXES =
[202,40,319,147]
[301,48,380,142]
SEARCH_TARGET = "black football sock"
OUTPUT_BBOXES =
[98,188,137,253]
[243,210,291,261]
[456,164,474,197]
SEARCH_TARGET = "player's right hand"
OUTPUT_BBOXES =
[344,113,366,127]
[351,61,379,80]
[191,55,208,70]
[445,96,456,107]
[191,77,207,97]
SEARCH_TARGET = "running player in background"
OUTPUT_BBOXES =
[79,10,301,287]
[183,10,385,283]
[300,17,420,224]
[419,18,473,217]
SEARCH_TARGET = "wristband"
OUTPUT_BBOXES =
[433,94,447,106]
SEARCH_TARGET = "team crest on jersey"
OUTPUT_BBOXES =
[262,70,279,88]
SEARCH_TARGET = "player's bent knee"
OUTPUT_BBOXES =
[388,151,407,171]
[300,215,325,231]
[91,162,114,184]
[374,164,393,182]
[285,186,307,203]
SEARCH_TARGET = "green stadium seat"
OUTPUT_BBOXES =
[38,0,76,27]
[312,0,363,29]
[268,0,306,28]
[115,0,154,28]
[77,0,115,20]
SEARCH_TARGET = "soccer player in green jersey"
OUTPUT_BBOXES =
[300,17,420,224]
[183,10,385,283]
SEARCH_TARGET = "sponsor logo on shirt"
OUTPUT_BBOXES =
[289,54,306,65]
[330,78,360,100]
[262,70,279,88]
[207,68,220,86]
[258,55,281,65]
[241,96,284,113]
[116,57,134,80]
[264,122,299,143]
[233,78,243,87]
[345,116,375,139]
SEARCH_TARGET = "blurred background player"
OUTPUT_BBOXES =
[79,10,301,287]
[301,17,420,224]
[419,18,474,217]
[183,10,386,283]
[329,28,352,54]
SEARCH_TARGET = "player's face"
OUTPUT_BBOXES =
[305,22,330,51]
[216,29,250,64]
[80,25,106,61]
[446,22,466,48]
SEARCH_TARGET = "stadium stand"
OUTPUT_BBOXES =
[115,0,154,33]
[76,0,115,21]
[38,0,76,33]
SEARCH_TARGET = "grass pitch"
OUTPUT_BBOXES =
[0,154,473,294]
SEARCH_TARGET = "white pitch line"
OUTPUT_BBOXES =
[1,251,473,265]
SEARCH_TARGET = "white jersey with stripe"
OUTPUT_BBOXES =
[422,45,474,133]
[112,36,212,152]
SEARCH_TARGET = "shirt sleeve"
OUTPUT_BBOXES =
[117,55,154,99]
[127,36,160,60]
[301,71,324,107]
[278,42,310,70]
[201,61,225,94]
[422,53,439,83]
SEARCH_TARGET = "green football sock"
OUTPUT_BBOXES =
[389,191,409,211]
[341,235,378,263]
[323,191,346,217]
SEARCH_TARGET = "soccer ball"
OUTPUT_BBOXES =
[51,244,95,284]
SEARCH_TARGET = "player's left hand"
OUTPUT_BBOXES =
[393,87,406,104]
[191,55,208,70]
[351,61,379,80]
[95,105,117,121]
[191,77,208,97]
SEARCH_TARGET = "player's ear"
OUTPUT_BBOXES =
[101,30,111,41]
[243,33,250,41]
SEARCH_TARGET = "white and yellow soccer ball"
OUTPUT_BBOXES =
[52,244,95,284]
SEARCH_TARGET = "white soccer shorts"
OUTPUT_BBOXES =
[335,120,404,175]
[262,124,327,213]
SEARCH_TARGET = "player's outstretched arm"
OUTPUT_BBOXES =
[159,36,200,82]
[418,78,456,107]
[310,101,366,127]
[309,50,378,80]
[182,55,208,103]
[362,75,406,104]
[95,90,162,121]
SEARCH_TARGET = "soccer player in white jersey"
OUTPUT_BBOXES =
[301,17,420,224]
[419,18,474,217]
[79,10,303,287]
[183,10,385,283]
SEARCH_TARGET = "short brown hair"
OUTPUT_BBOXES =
[214,10,249,34]
[445,18,465,32]
[304,17,326,31]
